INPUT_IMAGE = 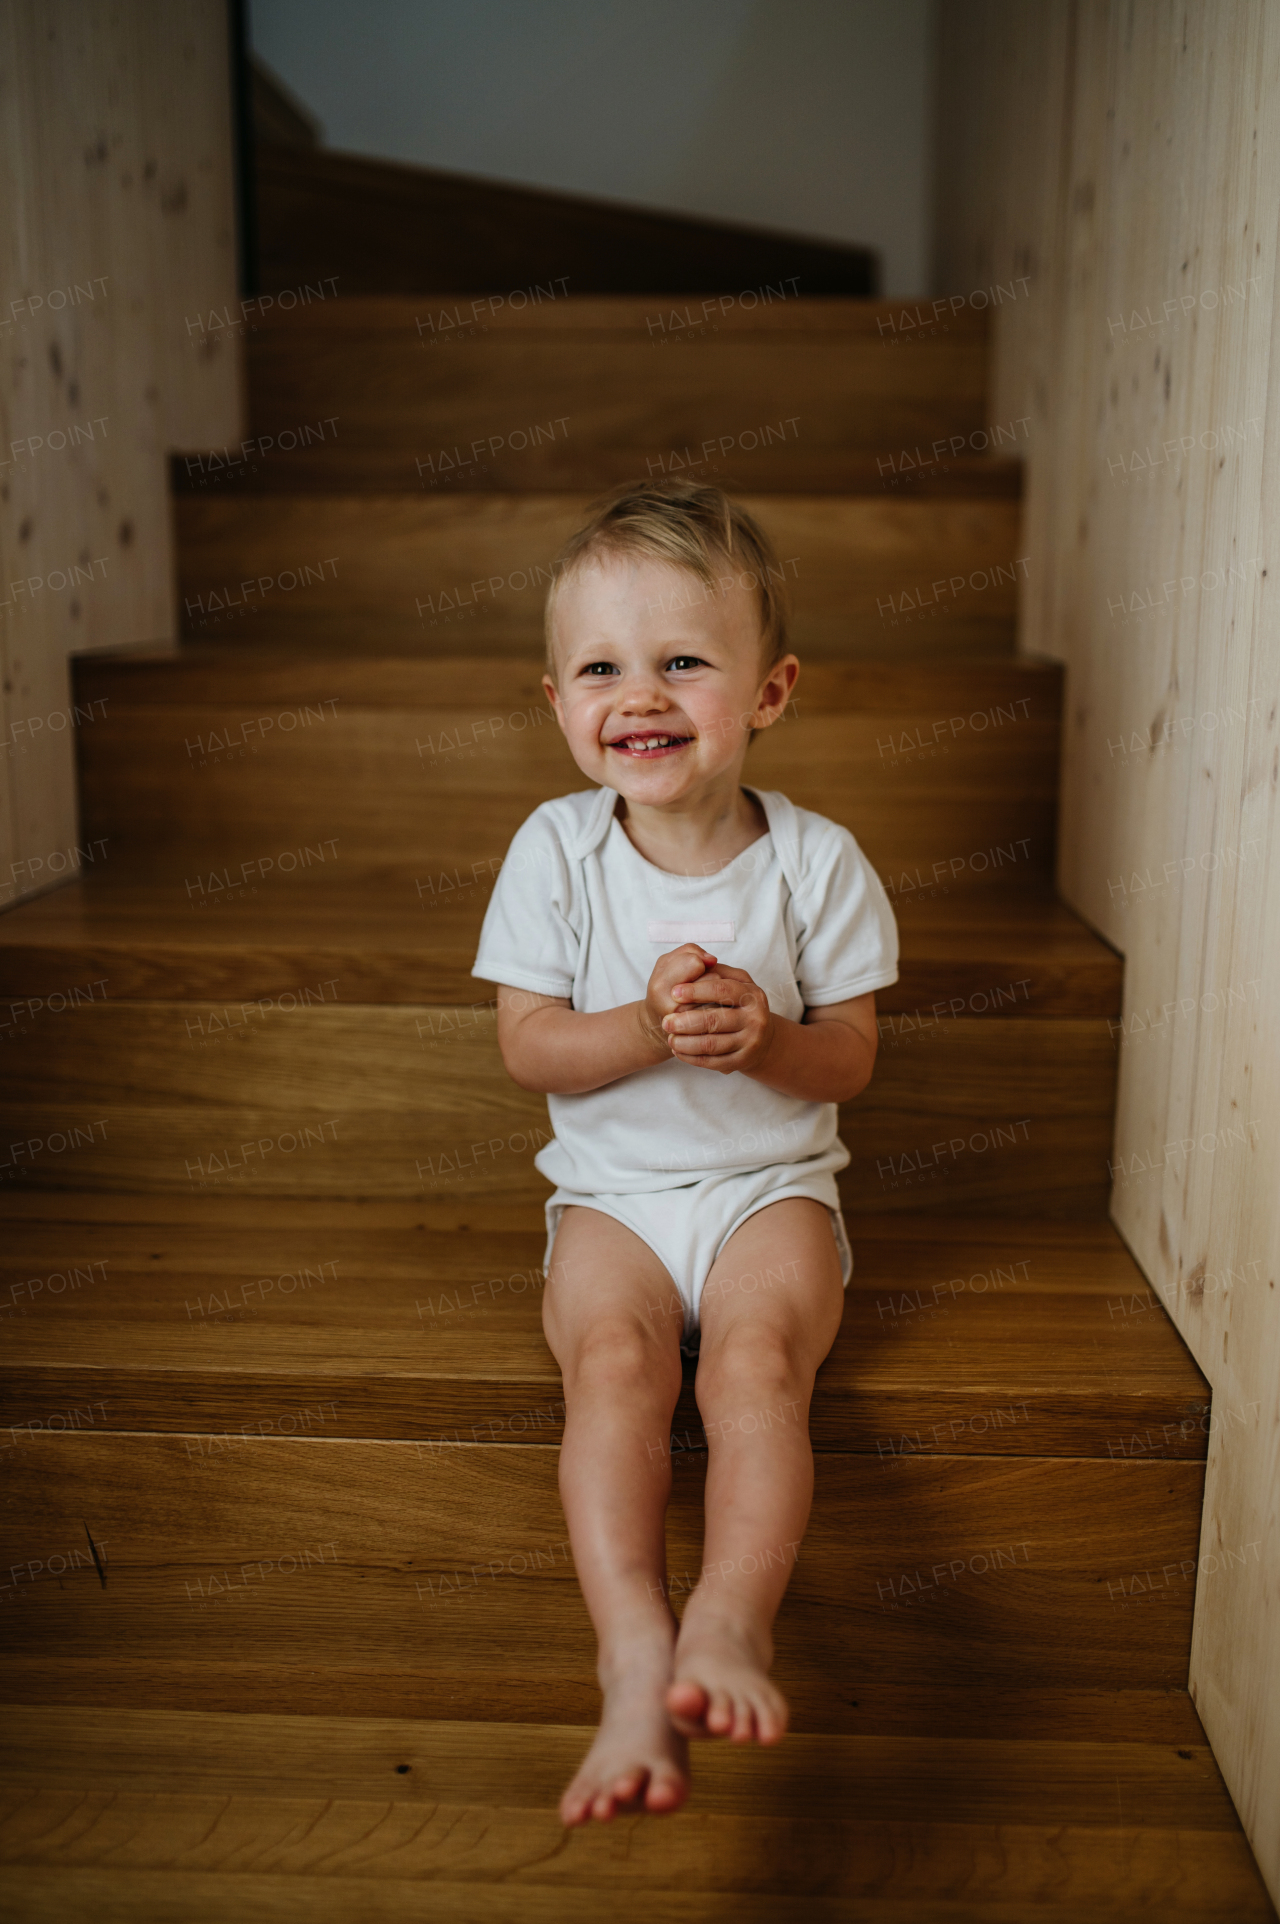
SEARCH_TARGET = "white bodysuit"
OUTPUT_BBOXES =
[473,784,899,1333]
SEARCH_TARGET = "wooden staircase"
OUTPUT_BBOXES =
[0,297,1273,1920]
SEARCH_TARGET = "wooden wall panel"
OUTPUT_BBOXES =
[936,0,1280,1902]
[0,0,242,912]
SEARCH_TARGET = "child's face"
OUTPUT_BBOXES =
[543,552,798,807]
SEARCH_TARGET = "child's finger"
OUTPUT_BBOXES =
[662,947,716,987]
[670,1031,740,1057]
[671,975,745,1004]
[666,1015,739,1038]
[665,998,746,1027]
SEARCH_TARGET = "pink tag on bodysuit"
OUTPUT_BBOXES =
[647,921,736,943]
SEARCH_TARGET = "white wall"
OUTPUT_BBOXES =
[248,0,932,295]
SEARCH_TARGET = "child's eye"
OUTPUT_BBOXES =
[666,655,706,672]
[580,661,619,676]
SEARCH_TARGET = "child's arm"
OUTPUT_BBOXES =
[662,965,878,1104]
[495,943,717,1094]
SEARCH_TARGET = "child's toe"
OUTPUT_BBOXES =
[645,1766,686,1812]
[608,1768,645,1809]
[758,1693,787,1743]
[729,1696,756,1742]
[560,1785,593,1827]
[705,1688,735,1734]
[666,1679,709,1732]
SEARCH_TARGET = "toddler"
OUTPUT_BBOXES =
[473,480,898,1825]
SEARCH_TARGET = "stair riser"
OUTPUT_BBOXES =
[0,1439,1203,1699]
[241,315,993,479]
[76,703,1058,883]
[0,1008,1116,1211]
[174,495,1023,653]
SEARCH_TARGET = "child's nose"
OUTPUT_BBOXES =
[616,671,667,708]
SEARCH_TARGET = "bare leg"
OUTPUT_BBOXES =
[666,1197,844,1743]
[542,1205,688,1824]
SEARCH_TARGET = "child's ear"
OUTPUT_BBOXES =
[753,654,800,729]
[542,672,567,730]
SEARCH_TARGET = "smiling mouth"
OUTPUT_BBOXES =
[606,732,693,758]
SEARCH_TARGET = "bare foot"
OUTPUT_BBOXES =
[667,1608,788,1744]
[560,1646,690,1825]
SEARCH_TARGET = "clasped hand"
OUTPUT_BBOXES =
[643,943,775,1076]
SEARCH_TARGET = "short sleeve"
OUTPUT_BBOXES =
[793,824,899,1006]
[472,805,581,997]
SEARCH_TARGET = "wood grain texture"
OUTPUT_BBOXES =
[0,1707,1270,1922]
[68,644,1050,712]
[175,446,1026,499]
[173,493,1023,653]
[0,1198,1143,1238]
[1,1868,1269,1924]
[0,1672,1210,1745]
[0,1862,1270,1924]
[0,1219,1208,1455]
[14,1700,1221,1816]
[937,1,1280,1898]
[0,1712,1269,1924]
[0,1797,1265,1910]
[203,294,1005,495]
[0,874,1122,1013]
[238,293,996,339]
[68,670,1059,881]
[0,1438,1204,1695]
[0,1191,546,1230]
[0,1005,1116,1209]
[0,1,241,910]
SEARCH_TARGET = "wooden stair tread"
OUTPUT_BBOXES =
[0,1196,1144,1237]
[0,869,1120,1015]
[0,1702,1243,1824]
[0,1673,1210,1743]
[238,293,998,336]
[72,641,1048,707]
[173,447,1024,498]
[0,1214,1207,1453]
[1,1706,1272,1922]
[4,1866,1269,1924]
[112,631,1016,669]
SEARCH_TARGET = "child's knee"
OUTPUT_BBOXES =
[696,1325,804,1405]
[570,1315,679,1395]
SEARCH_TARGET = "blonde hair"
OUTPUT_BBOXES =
[544,479,790,676]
